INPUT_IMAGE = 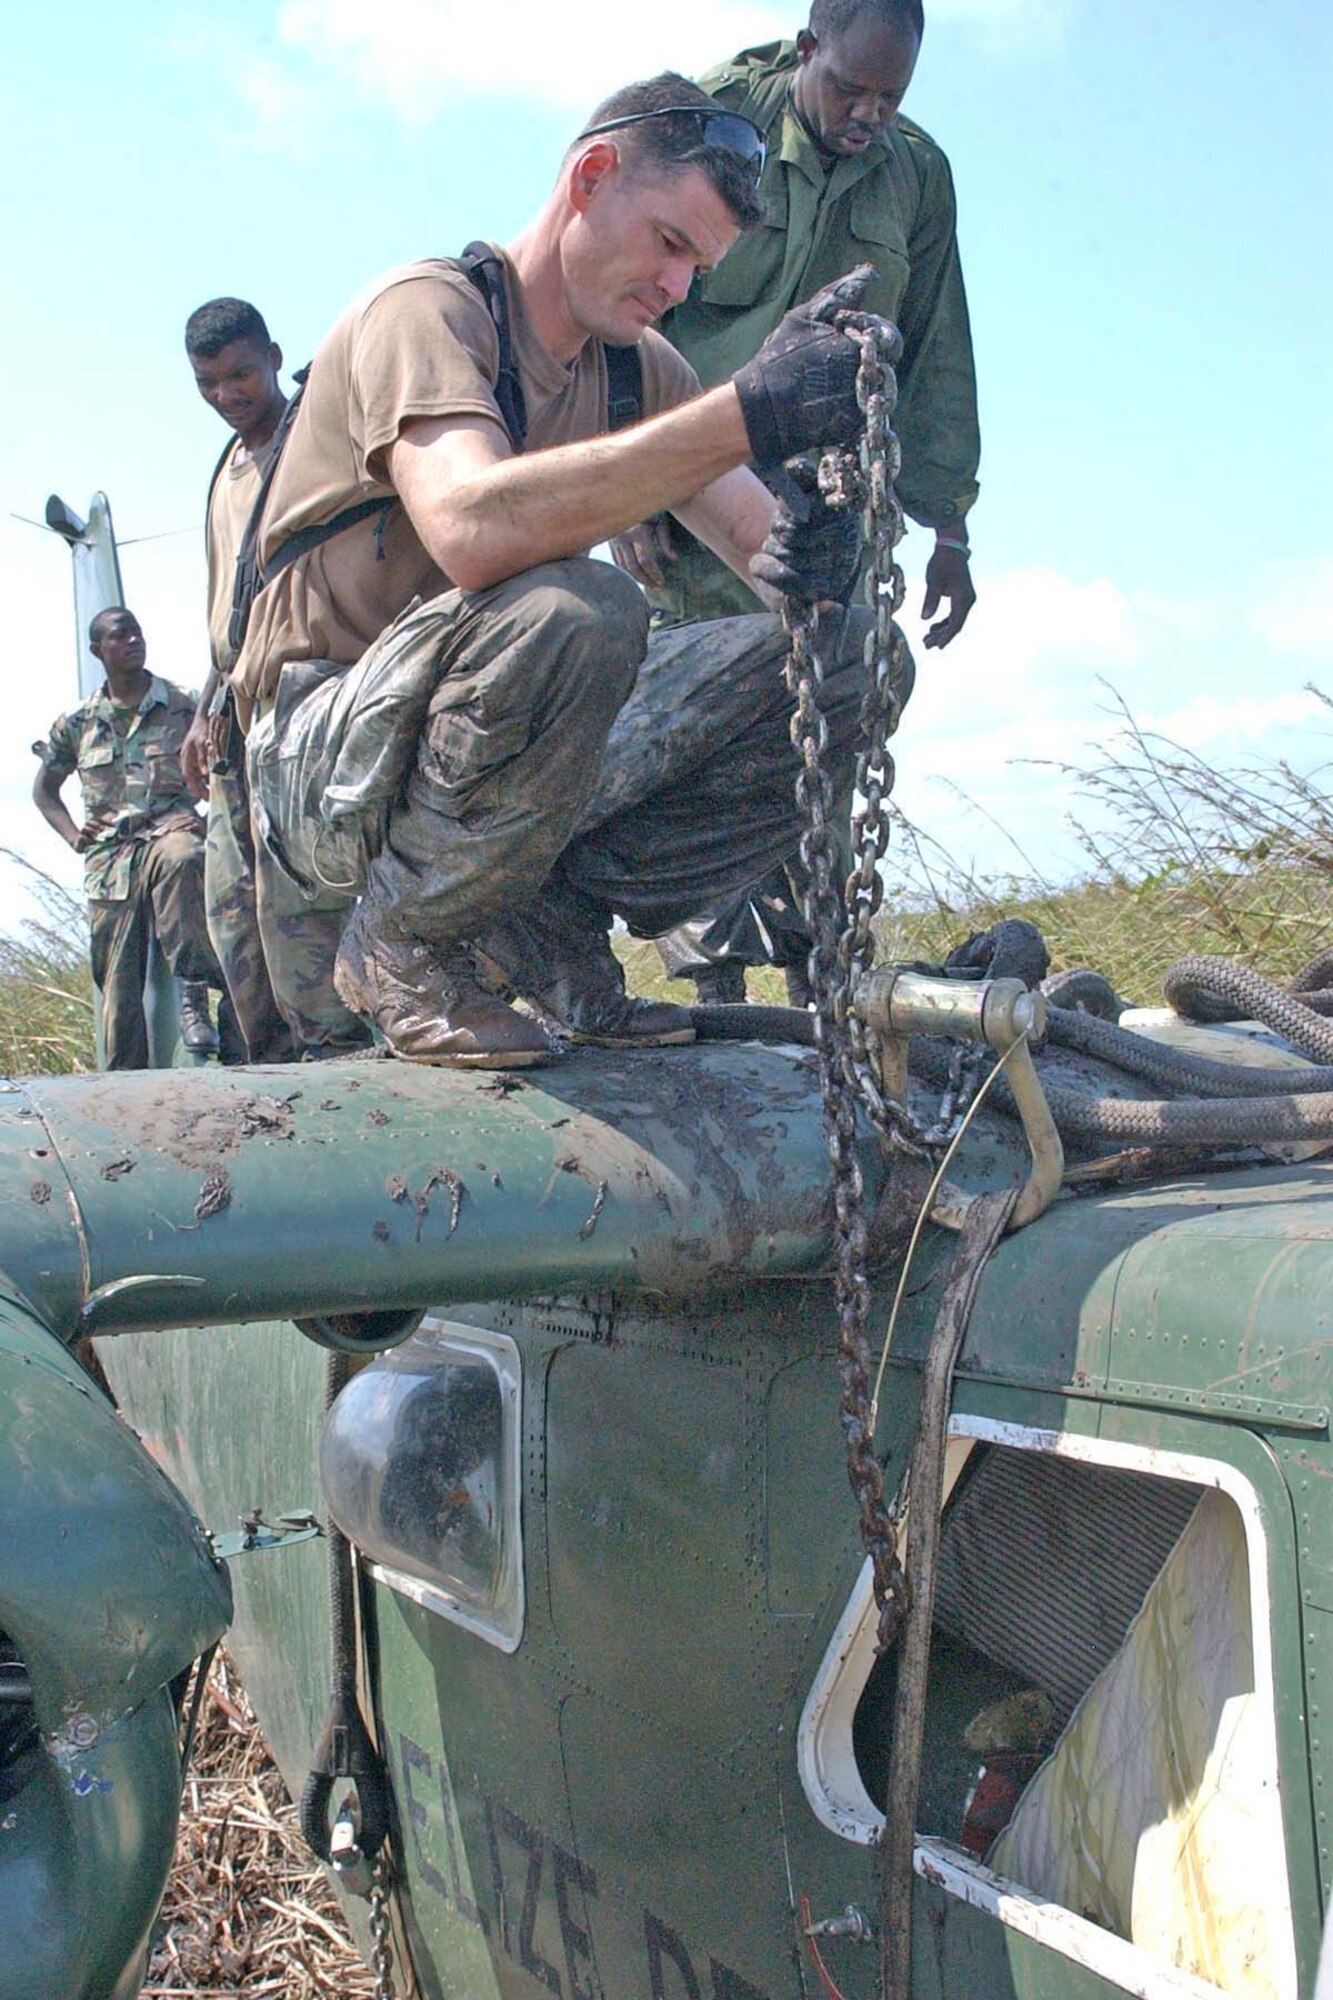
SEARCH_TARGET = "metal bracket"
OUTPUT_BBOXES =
[210,1507,323,1561]
[853,969,1064,1231]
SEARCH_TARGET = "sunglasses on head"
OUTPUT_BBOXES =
[576,106,767,186]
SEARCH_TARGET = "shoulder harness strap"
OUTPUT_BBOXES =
[604,343,643,432]
[459,241,529,450]
[460,242,643,437]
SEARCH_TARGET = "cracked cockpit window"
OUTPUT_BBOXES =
[320,1319,523,1651]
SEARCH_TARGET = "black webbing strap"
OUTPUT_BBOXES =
[604,341,643,432]
[459,241,530,449]
[459,242,644,439]
[227,364,309,656]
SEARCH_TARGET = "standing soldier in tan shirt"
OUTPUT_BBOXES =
[181,298,297,1063]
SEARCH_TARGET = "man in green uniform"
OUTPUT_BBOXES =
[615,0,978,1001]
[180,297,297,1064]
[32,609,225,1069]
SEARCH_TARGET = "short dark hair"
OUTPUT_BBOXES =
[88,606,134,646]
[574,73,765,231]
[809,0,924,42]
[184,297,272,360]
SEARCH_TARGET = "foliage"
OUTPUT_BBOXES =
[624,689,1333,1011]
[3,692,1329,1072]
[0,850,95,1075]
[877,691,1333,1007]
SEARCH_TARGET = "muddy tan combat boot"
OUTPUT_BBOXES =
[334,906,550,1068]
[477,898,695,1050]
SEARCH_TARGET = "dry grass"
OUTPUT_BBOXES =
[144,1652,375,2000]
[617,690,1333,1013]
[5,688,1330,1068]
[876,693,1333,1006]
[0,849,95,1073]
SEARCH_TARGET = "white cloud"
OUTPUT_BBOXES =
[1250,556,1333,661]
[182,0,1075,150]
[888,557,1332,882]
[275,0,792,122]
[1146,687,1330,751]
[165,19,329,157]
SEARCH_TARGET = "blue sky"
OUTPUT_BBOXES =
[1,0,1329,932]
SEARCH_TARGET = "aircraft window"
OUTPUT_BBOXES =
[846,1442,1296,1999]
[319,1319,523,1652]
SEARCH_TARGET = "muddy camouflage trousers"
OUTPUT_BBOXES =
[246,558,913,1053]
[88,826,223,1070]
[204,699,298,1064]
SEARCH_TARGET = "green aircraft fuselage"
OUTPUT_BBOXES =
[0,1043,1327,2000]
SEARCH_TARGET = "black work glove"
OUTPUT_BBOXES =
[749,459,861,605]
[733,265,900,465]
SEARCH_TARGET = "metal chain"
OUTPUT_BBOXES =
[369,1854,396,2000]
[782,318,925,1650]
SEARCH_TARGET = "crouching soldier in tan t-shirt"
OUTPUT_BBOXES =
[229,69,914,1068]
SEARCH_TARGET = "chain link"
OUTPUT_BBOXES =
[782,318,929,1650]
[369,1854,396,2000]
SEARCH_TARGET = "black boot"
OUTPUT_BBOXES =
[478,889,694,1049]
[783,962,814,1010]
[691,961,748,1005]
[216,993,250,1065]
[177,982,219,1054]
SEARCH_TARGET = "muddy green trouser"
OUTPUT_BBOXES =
[204,696,298,1063]
[646,517,855,983]
[251,558,903,1052]
[88,827,223,1071]
[251,560,649,1053]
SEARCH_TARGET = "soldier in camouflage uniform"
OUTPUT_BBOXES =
[611,0,978,1003]
[32,608,224,1071]
[180,297,297,1064]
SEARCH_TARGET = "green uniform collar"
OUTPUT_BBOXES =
[87,676,172,729]
[717,40,889,197]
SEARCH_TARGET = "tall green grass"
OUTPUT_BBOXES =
[878,692,1333,1006]
[0,851,95,1075]
[625,690,1333,1009]
[2,693,1328,1074]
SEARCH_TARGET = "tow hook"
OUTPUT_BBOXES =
[330,1807,375,1898]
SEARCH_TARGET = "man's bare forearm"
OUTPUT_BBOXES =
[394,384,753,592]
[32,775,83,852]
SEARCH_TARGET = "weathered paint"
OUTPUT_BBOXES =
[1,1042,1323,2000]
[0,1291,230,2000]
[0,1044,926,1341]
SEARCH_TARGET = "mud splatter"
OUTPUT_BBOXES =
[194,1170,232,1223]
[413,1168,465,1243]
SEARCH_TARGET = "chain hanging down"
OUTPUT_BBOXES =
[368,1853,396,2000]
[782,316,926,1651]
